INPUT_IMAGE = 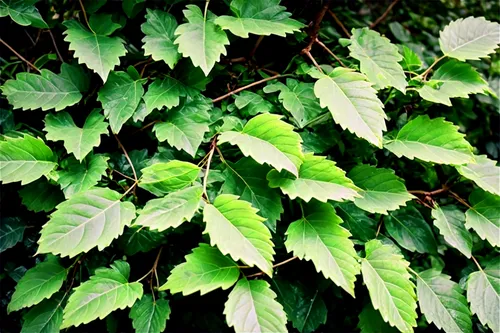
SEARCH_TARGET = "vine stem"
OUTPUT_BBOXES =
[420,55,447,80]
[471,255,483,271]
[114,134,138,182]
[78,0,93,33]
[370,0,401,29]
[0,38,40,72]
[202,138,217,202]
[315,38,347,68]
[328,9,350,38]
[448,190,472,209]
[245,256,298,278]
[47,29,64,62]
[212,74,285,103]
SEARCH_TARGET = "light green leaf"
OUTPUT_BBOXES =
[335,202,378,242]
[416,269,472,333]
[44,109,108,161]
[129,295,171,333]
[439,16,500,61]
[139,160,200,197]
[0,217,25,252]
[465,189,500,248]
[141,9,180,68]
[361,239,417,333]
[218,113,304,176]
[118,226,166,256]
[0,0,47,28]
[203,194,275,276]
[61,261,143,329]
[57,154,109,198]
[37,188,136,258]
[19,179,64,213]
[8,258,67,313]
[358,303,398,333]
[233,91,273,117]
[313,66,387,147]
[21,295,64,333]
[399,45,422,71]
[142,77,187,113]
[384,115,474,165]
[268,154,359,203]
[0,134,57,185]
[136,185,203,232]
[285,201,360,296]
[432,205,472,258]
[456,155,500,196]
[174,5,229,76]
[160,243,240,295]
[224,278,287,333]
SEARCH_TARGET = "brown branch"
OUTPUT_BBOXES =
[302,0,331,55]
[47,29,64,62]
[114,134,138,182]
[408,185,448,197]
[246,256,298,278]
[448,190,472,209]
[249,35,264,58]
[0,39,40,72]
[315,38,347,68]
[212,74,283,103]
[304,50,323,72]
[328,9,350,38]
[370,0,401,29]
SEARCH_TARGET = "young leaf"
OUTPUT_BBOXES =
[399,45,422,71]
[416,269,472,333]
[129,295,171,333]
[335,202,378,242]
[358,303,398,333]
[160,243,240,295]
[361,239,417,333]
[18,179,64,213]
[44,109,109,161]
[348,28,407,92]
[21,295,64,333]
[456,155,500,196]
[37,188,136,258]
[267,154,359,203]
[174,5,229,76]
[57,154,109,198]
[383,115,474,165]
[139,160,200,197]
[432,205,472,258]
[218,113,304,176]
[0,217,25,252]
[0,134,57,185]
[118,226,166,256]
[465,189,500,247]
[61,261,143,329]
[141,9,180,68]
[285,201,360,296]
[214,0,304,38]
[203,194,275,276]
[142,77,186,113]
[224,278,287,333]
[0,0,48,28]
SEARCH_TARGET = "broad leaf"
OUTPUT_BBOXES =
[37,188,136,258]
[21,295,64,333]
[233,91,273,117]
[399,45,422,71]
[141,9,180,68]
[432,205,472,258]
[143,77,187,113]
[139,160,200,197]
[129,295,171,333]
[456,155,500,196]
[19,179,64,213]
[160,243,240,295]
[335,202,378,242]
[0,217,25,252]
[0,0,47,28]
[358,304,398,333]
[57,154,109,198]
[465,189,500,248]
[118,226,166,256]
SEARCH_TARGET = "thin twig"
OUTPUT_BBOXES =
[471,256,483,271]
[408,186,448,196]
[315,38,347,68]
[249,35,265,58]
[448,190,472,209]
[202,139,216,202]
[212,75,283,103]
[375,217,383,237]
[78,0,92,31]
[47,29,64,62]
[110,169,136,182]
[0,39,40,72]
[304,50,323,72]
[133,120,159,134]
[370,0,401,29]
[246,256,299,278]
[420,55,447,80]
[328,10,350,37]
[114,134,138,182]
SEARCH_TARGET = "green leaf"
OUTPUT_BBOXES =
[118,226,166,256]
[224,278,287,333]
[136,185,203,232]
[267,154,359,203]
[335,202,378,242]
[63,18,127,82]
[465,189,500,248]
[439,16,500,61]
[19,179,64,213]
[174,5,229,76]
[215,0,304,38]
[0,134,57,185]
[0,217,25,252]
[456,155,500,196]
[203,194,275,276]
[122,0,145,18]
[61,261,143,329]
[431,205,472,258]
[358,303,399,333]
[2,64,85,111]
[8,258,67,313]
[264,79,325,128]
[285,201,360,296]
[348,164,414,215]
[0,0,47,28]
[312,66,387,147]
[57,154,109,198]
[361,239,417,333]
[37,188,136,258]
[467,258,500,332]
[383,115,474,165]
[233,91,273,117]
[218,113,304,176]
[97,71,145,134]
[141,9,180,69]
[44,109,109,161]
[142,77,187,113]
[139,160,200,197]
[348,28,407,92]
[160,243,240,295]
[399,45,422,71]
[129,295,171,333]
[221,157,283,232]
[416,269,472,333]
[21,295,64,333]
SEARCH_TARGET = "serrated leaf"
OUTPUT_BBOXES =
[129,295,171,333]
[285,201,360,296]
[361,239,417,333]
[8,258,67,313]
[399,45,422,71]
[465,189,500,248]
[141,9,180,68]
[358,303,398,333]
[233,91,273,117]
[224,278,287,333]
[136,185,203,232]
[0,217,25,252]
[313,66,387,147]
[432,205,472,258]
[203,194,275,276]
[0,134,57,185]
[37,188,136,258]
[142,77,188,113]
[349,28,407,92]
[416,269,472,333]
[456,155,500,196]
[139,160,200,197]
[174,5,229,76]
[44,109,108,161]
[218,113,304,177]
[268,154,359,203]
[118,226,166,256]
[61,261,143,329]
[335,202,378,242]
[160,243,240,295]
[57,154,109,198]
[19,179,64,213]
[439,16,500,61]
[348,165,414,214]
[0,0,47,28]
[384,115,474,165]
[21,295,64,333]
